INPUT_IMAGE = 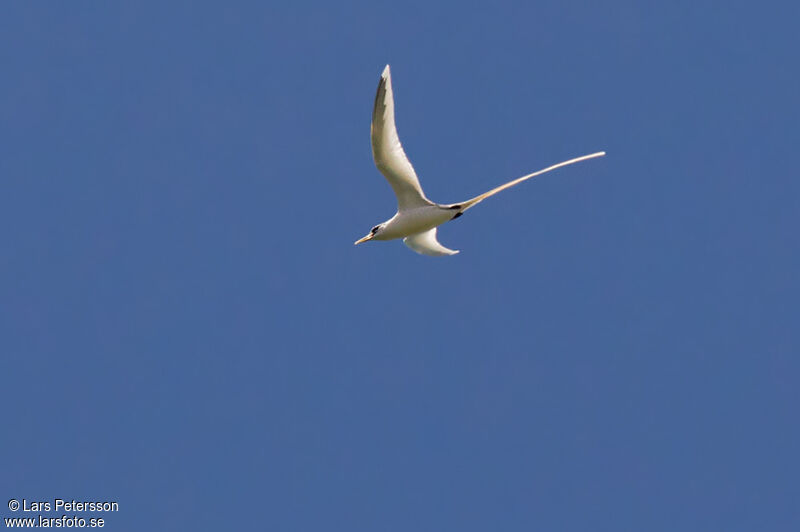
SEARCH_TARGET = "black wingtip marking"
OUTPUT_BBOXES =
[372,76,386,121]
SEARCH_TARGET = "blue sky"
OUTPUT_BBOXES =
[1,2,798,530]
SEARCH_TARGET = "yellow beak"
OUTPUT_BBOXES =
[354,234,374,245]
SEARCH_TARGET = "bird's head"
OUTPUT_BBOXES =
[354,224,383,245]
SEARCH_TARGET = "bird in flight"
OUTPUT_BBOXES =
[355,65,605,256]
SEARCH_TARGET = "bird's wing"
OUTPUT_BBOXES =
[371,65,432,211]
[403,228,459,257]
[456,152,606,212]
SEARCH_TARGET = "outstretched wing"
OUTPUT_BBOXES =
[403,228,459,257]
[371,65,432,211]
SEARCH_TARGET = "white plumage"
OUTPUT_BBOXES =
[355,65,605,257]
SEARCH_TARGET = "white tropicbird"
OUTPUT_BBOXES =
[355,65,605,256]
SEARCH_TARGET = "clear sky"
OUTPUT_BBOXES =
[1,1,798,530]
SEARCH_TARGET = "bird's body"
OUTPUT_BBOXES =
[372,205,458,241]
[355,65,605,256]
